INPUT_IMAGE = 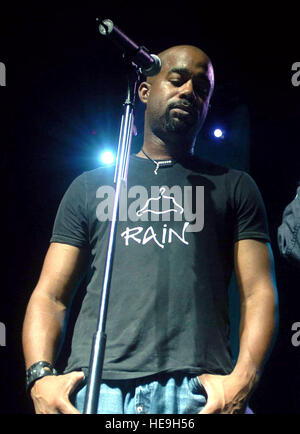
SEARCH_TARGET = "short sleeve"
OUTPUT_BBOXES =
[233,172,270,243]
[50,173,89,247]
[278,186,300,263]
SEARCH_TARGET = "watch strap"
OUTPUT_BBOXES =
[25,361,58,393]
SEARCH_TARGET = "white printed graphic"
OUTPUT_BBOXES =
[120,222,190,249]
[96,184,204,248]
[136,187,184,217]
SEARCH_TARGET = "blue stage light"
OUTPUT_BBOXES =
[99,150,115,165]
[213,128,224,138]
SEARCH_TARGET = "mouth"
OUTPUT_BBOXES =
[171,105,196,116]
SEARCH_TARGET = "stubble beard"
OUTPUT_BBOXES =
[150,114,197,159]
[162,108,203,154]
[164,107,198,134]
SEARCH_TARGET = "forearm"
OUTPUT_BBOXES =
[22,289,67,369]
[232,285,277,383]
[198,241,278,414]
[22,286,84,414]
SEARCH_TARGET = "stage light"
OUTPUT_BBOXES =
[99,150,115,165]
[213,128,224,138]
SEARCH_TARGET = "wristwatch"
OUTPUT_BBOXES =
[25,361,58,393]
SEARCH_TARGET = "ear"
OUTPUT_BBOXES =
[138,81,151,104]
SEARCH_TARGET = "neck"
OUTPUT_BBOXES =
[136,132,195,161]
[136,145,172,161]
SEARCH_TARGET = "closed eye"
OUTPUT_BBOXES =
[170,78,210,99]
[169,74,185,87]
[169,78,184,86]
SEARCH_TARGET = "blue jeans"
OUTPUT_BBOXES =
[73,372,207,414]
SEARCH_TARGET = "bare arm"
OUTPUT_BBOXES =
[199,239,278,414]
[231,239,277,382]
[22,242,89,413]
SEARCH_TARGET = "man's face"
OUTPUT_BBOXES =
[140,46,214,141]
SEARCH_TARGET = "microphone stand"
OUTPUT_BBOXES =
[83,60,140,414]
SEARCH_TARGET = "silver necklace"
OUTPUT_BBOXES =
[141,149,176,175]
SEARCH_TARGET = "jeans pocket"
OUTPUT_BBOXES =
[188,375,207,397]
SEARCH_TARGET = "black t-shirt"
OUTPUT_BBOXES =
[50,154,270,379]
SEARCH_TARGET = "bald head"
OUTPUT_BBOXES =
[147,45,214,92]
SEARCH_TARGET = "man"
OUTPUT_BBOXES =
[22,45,277,414]
[278,185,300,264]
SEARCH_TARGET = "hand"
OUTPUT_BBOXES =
[30,371,85,414]
[198,372,257,414]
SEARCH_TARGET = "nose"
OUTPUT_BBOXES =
[178,79,197,101]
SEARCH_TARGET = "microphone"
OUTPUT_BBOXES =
[98,18,161,77]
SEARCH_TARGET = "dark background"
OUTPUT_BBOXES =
[1,0,300,414]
